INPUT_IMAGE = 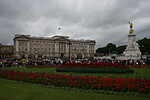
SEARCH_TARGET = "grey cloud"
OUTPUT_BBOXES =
[0,0,150,48]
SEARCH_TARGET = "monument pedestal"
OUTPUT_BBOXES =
[123,34,141,60]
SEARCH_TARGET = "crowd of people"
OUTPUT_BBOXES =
[0,57,150,68]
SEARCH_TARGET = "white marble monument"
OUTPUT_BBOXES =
[123,22,141,59]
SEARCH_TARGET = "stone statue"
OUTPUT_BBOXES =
[123,22,141,58]
[128,22,134,34]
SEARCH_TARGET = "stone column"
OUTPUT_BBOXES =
[65,42,68,57]
[16,41,19,52]
[26,41,30,58]
[15,40,19,58]
[27,41,30,52]
[127,34,136,49]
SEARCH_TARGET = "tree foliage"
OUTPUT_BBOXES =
[137,37,150,54]
[106,43,117,54]
[96,37,150,55]
[96,43,117,55]
[116,45,126,54]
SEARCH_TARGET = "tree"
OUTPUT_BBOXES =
[116,45,126,54]
[106,43,116,54]
[137,37,150,54]
[96,43,116,55]
[96,47,108,55]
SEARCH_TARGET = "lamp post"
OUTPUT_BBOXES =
[140,45,144,60]
[0,46,1,59]
[67,40,72,62]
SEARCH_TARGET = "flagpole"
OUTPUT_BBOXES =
[58,27,61,36]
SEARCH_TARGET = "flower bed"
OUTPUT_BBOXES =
[56,67,134,74]
[0,69,149,94]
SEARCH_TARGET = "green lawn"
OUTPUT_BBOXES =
[2,67,150,78]
[0,78,149,100]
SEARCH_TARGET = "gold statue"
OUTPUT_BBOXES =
[128,22,134,34]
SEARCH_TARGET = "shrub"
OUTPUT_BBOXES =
[56,67,134,74]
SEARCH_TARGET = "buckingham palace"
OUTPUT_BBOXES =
[13,34,96,59]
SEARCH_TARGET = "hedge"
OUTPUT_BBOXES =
[56,67,134,74]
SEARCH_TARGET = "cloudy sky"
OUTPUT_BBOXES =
[0,0,150,48]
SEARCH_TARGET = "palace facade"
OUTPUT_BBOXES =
[13,34,96,59]
[0,44,14,59]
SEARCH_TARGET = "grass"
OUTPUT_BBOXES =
[0,78,149,100]
[2,67,150,79]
